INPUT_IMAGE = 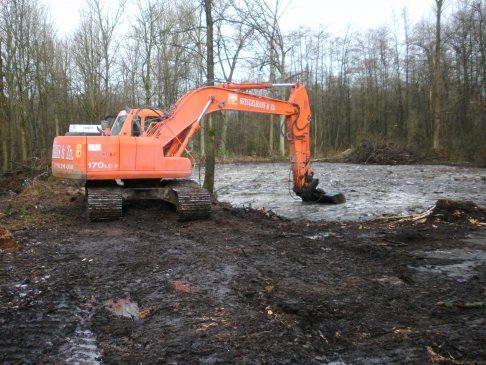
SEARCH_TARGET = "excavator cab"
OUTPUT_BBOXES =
[110,108,168,137]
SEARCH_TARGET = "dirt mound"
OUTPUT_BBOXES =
[0,170,38,195]
[395,199,486,227]
[430,199,485,223]
[0,171,84,229]
[346,140,419,165]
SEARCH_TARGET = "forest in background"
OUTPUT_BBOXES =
[1,0,486,172]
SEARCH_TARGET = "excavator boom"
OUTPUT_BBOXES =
[52,82,344,221]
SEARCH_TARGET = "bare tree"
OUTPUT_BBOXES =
[433,0,447,153]
[0,23,7,171]
[0,0,61,169]
[236,0,291,156]
[72,0,124,123]
[132,0,162,105]
[203,0,216,193]
[214,1,255,154]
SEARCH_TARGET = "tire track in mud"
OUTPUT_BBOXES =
[0,231,103,364]
[61,326,102,364]
[0,290,101,364]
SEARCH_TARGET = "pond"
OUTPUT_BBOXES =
[192,162,486,222]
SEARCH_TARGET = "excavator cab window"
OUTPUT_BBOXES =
[144,116,162,131]
[110,114,127,136]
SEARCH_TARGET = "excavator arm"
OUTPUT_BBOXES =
[143,82,344,203]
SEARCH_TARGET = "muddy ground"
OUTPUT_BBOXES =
[1,164,486,364]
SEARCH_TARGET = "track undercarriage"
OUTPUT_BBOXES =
[85,179,211,222]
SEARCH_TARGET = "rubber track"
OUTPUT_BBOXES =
[86,187,123,222]
[168,180,211,221]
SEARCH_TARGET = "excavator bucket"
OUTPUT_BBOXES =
[303,188,346,204]
[294,174,346,205]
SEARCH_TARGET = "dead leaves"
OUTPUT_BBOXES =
[469,218,486,227]
[0,226,18,251]
[426,345,463,364]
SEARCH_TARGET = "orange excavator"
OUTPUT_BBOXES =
[51,82,345,221]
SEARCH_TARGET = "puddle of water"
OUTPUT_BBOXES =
[420,248,486,261]
[410,233,486,282]
[462,231,486,247]
[62,327,102,365]
[306,232,335,240]
[105,298,140,320]
[374,275,405,286]
[411,262,478,282]
[214,264,238,301]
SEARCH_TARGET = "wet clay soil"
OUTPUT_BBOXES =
[1,167,486,364]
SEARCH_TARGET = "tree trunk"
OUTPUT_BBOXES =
[203,0,216,194]
[433,0,444,153]
[219,111,228,156]
[203,116,216,192]
[269,115,274,154]
[279,115,285,156]
[268,42,275,155]
[278,59,286,157]
[0,39,7,171]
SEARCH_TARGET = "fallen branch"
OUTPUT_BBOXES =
[410,206,436,222]
[375,206,436,222]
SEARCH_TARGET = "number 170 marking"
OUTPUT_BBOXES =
[88,162,118,169]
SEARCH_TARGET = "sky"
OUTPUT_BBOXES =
[42,0,439,37]
[283,0,437,32]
